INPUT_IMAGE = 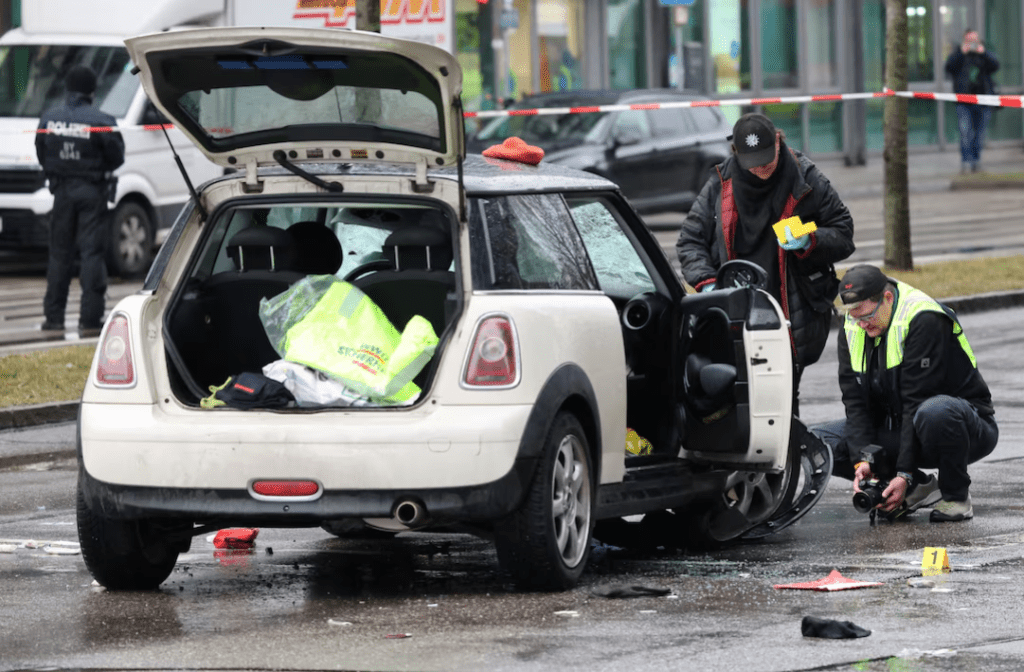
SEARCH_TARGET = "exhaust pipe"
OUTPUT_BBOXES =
[394,499,427,527]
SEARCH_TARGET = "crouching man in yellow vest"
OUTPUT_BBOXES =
[814,264,997,522]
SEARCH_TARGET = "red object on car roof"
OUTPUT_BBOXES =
[482,136,544,165]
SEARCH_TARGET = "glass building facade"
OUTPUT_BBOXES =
[457,0,1023,159]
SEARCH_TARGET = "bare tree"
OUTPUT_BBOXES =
[355,0,381,123]
[884,0,912,270]
[356,0,380,32]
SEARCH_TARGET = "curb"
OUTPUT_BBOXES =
[0,449,78,471]
[0,400,79,431]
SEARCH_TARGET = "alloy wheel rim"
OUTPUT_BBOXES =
[551,434,590,568]
[118,215,147,268]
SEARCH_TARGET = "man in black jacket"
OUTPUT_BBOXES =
[944,29,1000,174]
[676,113,855,413]
[821,265,998,522]
[36,65,125,338]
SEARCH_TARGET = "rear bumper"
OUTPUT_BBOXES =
[78,401,538,524]
[77,458,536,525]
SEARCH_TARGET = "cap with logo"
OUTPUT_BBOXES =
[838,264,891,308]
[730,113,777,169]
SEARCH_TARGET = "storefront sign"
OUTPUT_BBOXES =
[230,0,454,54]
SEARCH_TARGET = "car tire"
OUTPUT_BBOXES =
[107,201,154,279]
[682,436,801,550]
[76,485,179,590]
[495,412,595,591]
[320,519,396,539]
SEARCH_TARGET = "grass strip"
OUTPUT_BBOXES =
[0,345,95,409]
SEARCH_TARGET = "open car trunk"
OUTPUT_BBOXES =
[163,199,461,409]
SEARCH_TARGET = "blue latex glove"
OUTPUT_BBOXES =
[780,225,810,251]
[700,282,716,292]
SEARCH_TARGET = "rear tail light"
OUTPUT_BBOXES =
[95,314,135,387]
[249,479,322,501]
[463,315,519,387]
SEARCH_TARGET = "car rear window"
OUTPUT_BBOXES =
[468,193,598,291]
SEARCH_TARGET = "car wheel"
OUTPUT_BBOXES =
[683,438,800,549]
[321,519,396,539]
[107,201,153,279]
[495,412,594,591]
[76,485,179,590]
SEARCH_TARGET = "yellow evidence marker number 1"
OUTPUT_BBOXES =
[922,546,951,576]
[773,216,817,245]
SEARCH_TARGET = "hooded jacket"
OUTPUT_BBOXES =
[676,149,855,369]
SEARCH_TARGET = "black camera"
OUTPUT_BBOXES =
[853,478,888,513]
[851,444,891,514]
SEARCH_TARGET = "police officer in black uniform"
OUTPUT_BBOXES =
[36,65,125,337]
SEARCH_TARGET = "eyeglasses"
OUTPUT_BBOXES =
[848,299,884,326]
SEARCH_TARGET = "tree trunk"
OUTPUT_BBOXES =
[883,0,912,270]
[355,0,381,125]
[356,0,380,32]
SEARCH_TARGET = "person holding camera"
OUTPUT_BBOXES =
[822,265,998,522]
[945,29,999,174]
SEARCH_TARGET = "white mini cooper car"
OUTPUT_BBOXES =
[77,27,828,592]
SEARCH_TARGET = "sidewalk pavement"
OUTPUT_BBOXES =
[814,143,1024,200]
[2,144,1024,455]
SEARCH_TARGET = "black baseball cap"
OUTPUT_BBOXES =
[730,113,777,169]
[838,264,892,309]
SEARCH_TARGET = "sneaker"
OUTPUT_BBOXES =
[904,473,942,512]
[40,321,65,332]
[930,496,973,522]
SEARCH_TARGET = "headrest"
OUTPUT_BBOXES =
[226,226,296,272]
[288,221,343,275]
[383,224,453,271]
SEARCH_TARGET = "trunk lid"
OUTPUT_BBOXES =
[124,27,464,174]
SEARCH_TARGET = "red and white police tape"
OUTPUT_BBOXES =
[26,88,1024,134]
[464,88,1024,119]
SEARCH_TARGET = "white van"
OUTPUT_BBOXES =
[0,1,226,277]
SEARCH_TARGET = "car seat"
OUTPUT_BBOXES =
[353,218,456,335]
[201,226,306,384]
[288,220,343,275]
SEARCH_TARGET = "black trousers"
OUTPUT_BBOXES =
[43,178,108,327]
[812,395,998,501]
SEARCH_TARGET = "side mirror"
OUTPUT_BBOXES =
[611,127,642,148]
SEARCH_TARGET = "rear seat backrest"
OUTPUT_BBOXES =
[202,226,306,383]
[355,223,456,334]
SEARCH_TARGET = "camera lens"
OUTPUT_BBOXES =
[852,491,875,514]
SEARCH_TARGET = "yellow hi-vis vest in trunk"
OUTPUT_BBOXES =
[275,279,438,404]
[843,281,977,373]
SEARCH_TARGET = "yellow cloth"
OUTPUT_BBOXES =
[625,428,653,456]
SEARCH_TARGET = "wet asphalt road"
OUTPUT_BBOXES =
[2,308,1024,671]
